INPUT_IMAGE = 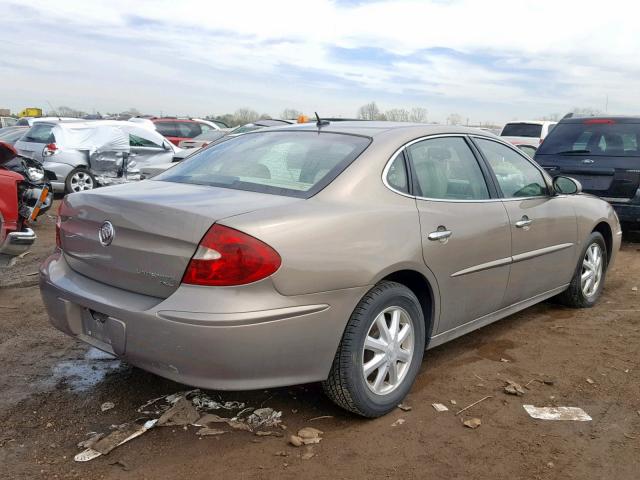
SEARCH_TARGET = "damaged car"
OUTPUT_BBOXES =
[15,120,180,193]
[41,122,621,417]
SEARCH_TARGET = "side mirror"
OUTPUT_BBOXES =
[553,176,582,195]
[162,141,171,151]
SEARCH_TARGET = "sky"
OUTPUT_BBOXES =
[1,0,638,124]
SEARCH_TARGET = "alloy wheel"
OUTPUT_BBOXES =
[70,171,94,192]
[361,306,415,395]
[581,243,603,298]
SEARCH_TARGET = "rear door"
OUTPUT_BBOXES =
[535,119,640,201]
[405,136,512,334]
[474,137,577,305]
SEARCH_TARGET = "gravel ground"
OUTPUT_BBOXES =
[1,203,639,479]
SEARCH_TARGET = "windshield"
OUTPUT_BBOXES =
[537,122,640,156]
[155,131,371,198]
[501,123,543,138]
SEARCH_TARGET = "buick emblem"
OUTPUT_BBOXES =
[98,221,115,247]
[582,159,595,164]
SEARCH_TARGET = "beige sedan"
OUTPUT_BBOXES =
[41,122,621,417]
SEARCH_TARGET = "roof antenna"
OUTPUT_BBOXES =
[315,112,330,128]
[46,100,61,120]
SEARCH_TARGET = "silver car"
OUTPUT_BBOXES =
[40,122,621,417]
[15,120,178,193]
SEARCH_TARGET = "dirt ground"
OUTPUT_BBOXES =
[1,204,639,480]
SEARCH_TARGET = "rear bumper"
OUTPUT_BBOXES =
[610,202,640,224]
[0,228,36,256]
[39,252,367,390]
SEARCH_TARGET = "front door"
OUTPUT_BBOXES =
[473,137,577,305]
[405,136,512,334]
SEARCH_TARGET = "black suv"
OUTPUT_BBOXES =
[535,116,640,224]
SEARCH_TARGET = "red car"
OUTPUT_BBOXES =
[152,118,219,146]
[0,143,38,266]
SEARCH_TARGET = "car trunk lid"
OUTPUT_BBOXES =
[59,180,300,298]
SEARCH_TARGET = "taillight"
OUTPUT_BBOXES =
[182,225,281,286]
[584,119,615,125]
[43,143,58,157]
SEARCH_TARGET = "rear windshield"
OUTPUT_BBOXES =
[22,124,55,143]
[155,131,371,198]
[537,122,640,156]
[501,123,542,138]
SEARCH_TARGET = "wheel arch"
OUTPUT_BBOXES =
[592,221,613,266]
[378,269,437,346]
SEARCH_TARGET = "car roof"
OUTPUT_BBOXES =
[262,121,498,138]
[152,118,199,123]
[559,115,640,124]
[503,120,555,125]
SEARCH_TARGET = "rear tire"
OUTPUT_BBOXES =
[556,232,607,308]
[65,167,96,194]
[323,281,425,417]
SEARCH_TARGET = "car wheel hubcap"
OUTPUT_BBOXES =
[70,172,94,192]
[362,306,414,395]
[581,243,603,298]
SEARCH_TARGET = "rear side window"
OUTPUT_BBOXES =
[23,124,55,143]
[538,121,640,157]
[175,122,201,138]
[475,138,548,198]
[155,131,371,198]
[501,123,543,138]
[386,151,409,194]
[155,122,178,137]
[406,137,490,200]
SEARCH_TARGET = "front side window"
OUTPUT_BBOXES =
[175,122,202,138]
[475,138,548,198]
[129,134,161,148]
[406,136,490,200]
[155,131,371,198]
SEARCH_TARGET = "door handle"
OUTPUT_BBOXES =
[428,229,452,242]
[515,216,532,229]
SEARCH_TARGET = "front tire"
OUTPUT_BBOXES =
[323,281,426,417]
[557,232,607,308]
[65,167,96,194]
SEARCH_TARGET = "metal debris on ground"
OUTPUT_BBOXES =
[432,403,449,412]
[463,418,482,429]
[523,405,592,421]
[397,403,412,412]
[450,400,457,405]
[290,427,324,446]
[308,415,334,421]
[504,380,526,396]
[391,418,406,427]
[500,358,510,363]
[75,390,280,462]
[75,419,158,462]
[586,378,595,384]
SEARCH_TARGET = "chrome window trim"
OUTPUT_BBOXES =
[381,133,551,203]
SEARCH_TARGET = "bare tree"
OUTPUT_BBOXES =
[56,105,86,118]
[233,108,260,125]
[409,107,428,123]
[571,107,603,116]
[259,113,272,120]
[539,113,560,121]
[281,108,302,120]
[447,113,462,125]
[385,108,410,122]
[357,102,383,120]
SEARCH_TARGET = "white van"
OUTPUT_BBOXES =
[500,120,557,147]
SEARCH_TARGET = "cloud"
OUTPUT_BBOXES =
[0,0,637,122]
